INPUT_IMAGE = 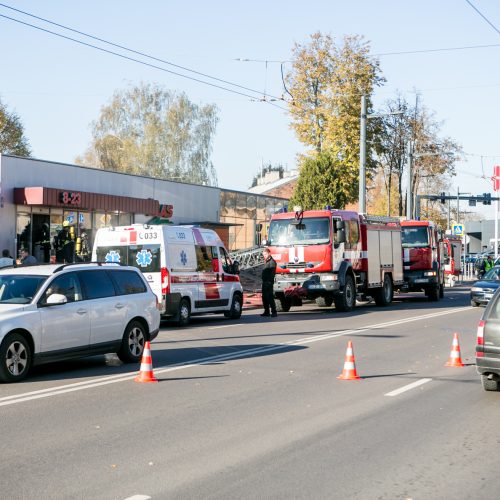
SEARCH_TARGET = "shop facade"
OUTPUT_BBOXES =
[0,154,287,262]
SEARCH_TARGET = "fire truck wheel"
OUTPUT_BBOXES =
[225,293,243,319]
[334,275,356,312]
[276,297,292,312]
[374,275,393,307]
[426,285,440,302]
[316,296,333,307]
[177,298,191,326]
[439,284,444,298]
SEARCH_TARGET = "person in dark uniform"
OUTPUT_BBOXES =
[261,247,277,317]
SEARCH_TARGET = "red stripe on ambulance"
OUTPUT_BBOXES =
[204,283,220,300]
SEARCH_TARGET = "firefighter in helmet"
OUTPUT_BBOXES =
[55,220,75,263]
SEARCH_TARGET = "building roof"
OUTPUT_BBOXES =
[247,174,298,195]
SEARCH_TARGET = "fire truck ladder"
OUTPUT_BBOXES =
[361,215,401,225]
[230,246,264,271]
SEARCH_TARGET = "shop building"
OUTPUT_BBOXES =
[0,154,287,263]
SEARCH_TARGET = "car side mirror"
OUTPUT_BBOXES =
[336,220,345,230]
[45,293,67,306]
[231,261,240,275]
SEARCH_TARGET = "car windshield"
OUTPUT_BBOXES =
[483,268,500,281]
[268,217,330,246]
[402,227,429,248]
[0,275,47,304]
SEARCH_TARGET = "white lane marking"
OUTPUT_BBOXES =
[0,307,472,407]
[385,378,433,397]
[208,324,243,330]
[123,496,151,500]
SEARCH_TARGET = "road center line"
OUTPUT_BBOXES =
[208,324,243,330]
[0,306,472,407]
[385,378,433,397]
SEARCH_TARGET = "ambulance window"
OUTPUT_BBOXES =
[195,245,213,272]
[128,245,161,273]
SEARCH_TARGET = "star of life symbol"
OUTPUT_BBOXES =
[105,250,121,263]
[180,250,188,266]
[136,249,153,267]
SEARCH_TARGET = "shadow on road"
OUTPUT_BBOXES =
[26,343,308,384]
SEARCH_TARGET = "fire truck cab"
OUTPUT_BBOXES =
[400,220,445,300]
[266,209,404,312]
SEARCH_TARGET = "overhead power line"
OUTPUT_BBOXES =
[0,2,285,102]
[374,42,500,57]
[0,8,288,109]
[465,0,500,36]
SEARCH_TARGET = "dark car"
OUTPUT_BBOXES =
[470,266,500,307]
[476,289,500,390]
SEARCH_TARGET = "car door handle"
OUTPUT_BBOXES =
[115,303,125,309]
[76,309,87,315]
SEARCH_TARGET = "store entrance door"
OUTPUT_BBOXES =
[32,214,51,263]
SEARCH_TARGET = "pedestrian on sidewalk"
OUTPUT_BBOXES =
[261,247,277,317]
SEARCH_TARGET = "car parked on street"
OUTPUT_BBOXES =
[476,288,500,391]
[0,263,160,382]
[470,266,500,307]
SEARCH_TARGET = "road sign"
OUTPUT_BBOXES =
[452,224,464,236]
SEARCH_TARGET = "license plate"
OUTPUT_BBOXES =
[414,279,428,283]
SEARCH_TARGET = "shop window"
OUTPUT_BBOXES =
[236,193,247,217]
[16,212,31,258]
[119,213,132,226]
[76,211,92,262]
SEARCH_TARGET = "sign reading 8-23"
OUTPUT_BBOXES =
[59,191,81,206]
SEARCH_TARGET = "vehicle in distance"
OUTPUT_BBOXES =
[470,266,500,307]
[476,288,500,391]
[0,263,160,383]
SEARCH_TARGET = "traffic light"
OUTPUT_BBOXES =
[483,193,492,205]
[440,192,446,204]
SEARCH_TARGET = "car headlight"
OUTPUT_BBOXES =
[424,271,436,277]
[471,287,483,292]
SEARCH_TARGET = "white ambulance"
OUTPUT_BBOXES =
[92,225,243,325]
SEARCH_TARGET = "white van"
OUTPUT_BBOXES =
[92,225,243,325]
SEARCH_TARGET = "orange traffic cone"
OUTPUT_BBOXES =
[445,333,464,367]
[134,341,158,383]
[337,340,361,380]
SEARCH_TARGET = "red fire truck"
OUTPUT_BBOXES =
[400,220,445,300]
[443,236,462,286]
[265,209,404,312]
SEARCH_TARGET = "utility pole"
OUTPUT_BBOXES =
[447,194,451,231]
[406,142,414,219]
[457,187,460,225]
[359,95,367,213]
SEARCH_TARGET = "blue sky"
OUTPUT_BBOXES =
[1,0,499,217]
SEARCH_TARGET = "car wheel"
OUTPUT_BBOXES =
[178,298,191,327]
[334,275,356,312]
[0,333,32,383]
[471,300,480,307]
[481,375,500,392]
[225,293,242,319]
[374,275,393,307]
[117,320,146,363]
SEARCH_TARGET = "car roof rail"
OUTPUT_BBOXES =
[52,261,125,273]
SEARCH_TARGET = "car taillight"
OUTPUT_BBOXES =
[477,320,485,346]
[161,267,170,295]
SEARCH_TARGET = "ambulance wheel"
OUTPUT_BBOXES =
[316,296,333,307]
[334,275,356,312]
[276,297,291,312]
[374,275,393,307]
[177,298,191,327]
[225,293,242,319]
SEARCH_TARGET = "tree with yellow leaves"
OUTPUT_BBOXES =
[287,32,384,208]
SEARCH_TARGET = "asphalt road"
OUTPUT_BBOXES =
[1,285,497,500]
